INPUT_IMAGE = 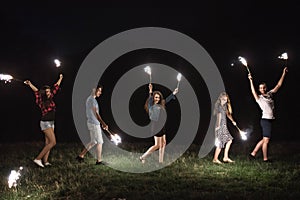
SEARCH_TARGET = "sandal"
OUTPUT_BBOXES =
[212,159,222,164]
[223,158,235,163]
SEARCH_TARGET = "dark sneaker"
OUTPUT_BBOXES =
[248,154,255,161]
[76,156,84,163]
[263,159,272,163]
[96,161,108,165]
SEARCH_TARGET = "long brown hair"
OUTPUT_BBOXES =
[144,91,166,113]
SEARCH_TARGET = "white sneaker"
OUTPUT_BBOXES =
[44,162,51,166]
[33,159,44,168]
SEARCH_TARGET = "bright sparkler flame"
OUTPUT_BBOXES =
[238,56,248,66]
[144,66,151,75]
[8,167,23,188]
[111,134,122,145]
[177,73,182,82]
[239,130,248,140]
[278,52,288,60]
[0,74,13,83]
[54,59,61,67]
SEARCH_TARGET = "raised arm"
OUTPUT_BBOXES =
[166,88,178,103]
[55,74,63,86]
[248,73,259,101]
[24,80,38,92]
[270,67,288,93]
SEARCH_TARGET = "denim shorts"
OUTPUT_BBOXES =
[87,122,103,144]
[40,121,55,131]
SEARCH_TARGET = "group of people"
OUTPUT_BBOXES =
[24,66,287,168]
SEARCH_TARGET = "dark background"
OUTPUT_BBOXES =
[0,1,299,144]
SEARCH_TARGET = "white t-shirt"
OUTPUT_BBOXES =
[256,91,275,119]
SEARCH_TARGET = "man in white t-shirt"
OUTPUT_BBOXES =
[76,85,108,165]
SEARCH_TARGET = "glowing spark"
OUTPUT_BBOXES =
[238,56,251,74]
[239,130,248,140]
[177,73,182,82]
[110,134,122,145]
[235,125,248,140]
[8,167,23,188]
[144,66,152,83]
[238,56,248,66]
[176,73,182,88]
[144,66,151,75]
[106,130,122,145]
[278,52,288,60]
[0,74,13,83]
[54,59,61,67]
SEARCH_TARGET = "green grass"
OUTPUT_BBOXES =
[0,141,299,200]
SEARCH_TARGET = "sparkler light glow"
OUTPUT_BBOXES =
[106,130,122,145]
[8,167,23,189]
[144,66,152,83]
[0,74,13,83]
[278,52,288,60]
[278,52,288,66]
[54,59,61,67]
[176,73,182,88]
[238,56,251,74]
[235,125,248,140]
[0,74,22,83]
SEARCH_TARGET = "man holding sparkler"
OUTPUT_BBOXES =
[24,74,63,168]
[248,67,288,162]
[76,85,109,165]
[212,92,237,164]
[139,83,178,163]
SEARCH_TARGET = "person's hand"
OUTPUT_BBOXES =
[248,73,252,80]
[283,67,288,74]
[149,83,153,93]
[215,126,220,131]
[24,80,31,85]
[59,74,63,79]
[103,124,108,131]
[232,121,237,126]
[173,88,179,95]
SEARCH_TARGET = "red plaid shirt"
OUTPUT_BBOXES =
[35,84,60,117]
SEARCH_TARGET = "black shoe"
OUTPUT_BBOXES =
[96,161,108,165]
[263,159,272,163]
[76,156,84,163]
[248,154,255,161]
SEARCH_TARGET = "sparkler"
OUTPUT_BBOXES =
[176,73,182,88]
[278,52,288,66]
[8,166,23,189]
[144,66,152,83]
[106,129,122,145]
[54,59,61,67]
[234,125,248,140]
[238,56,251,74]
[0,74,22,83]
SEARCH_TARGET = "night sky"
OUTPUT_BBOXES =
[0,1,299,144]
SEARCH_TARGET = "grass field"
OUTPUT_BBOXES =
[0,140,299,200]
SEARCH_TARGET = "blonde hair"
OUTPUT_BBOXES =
[214,92,233,115]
